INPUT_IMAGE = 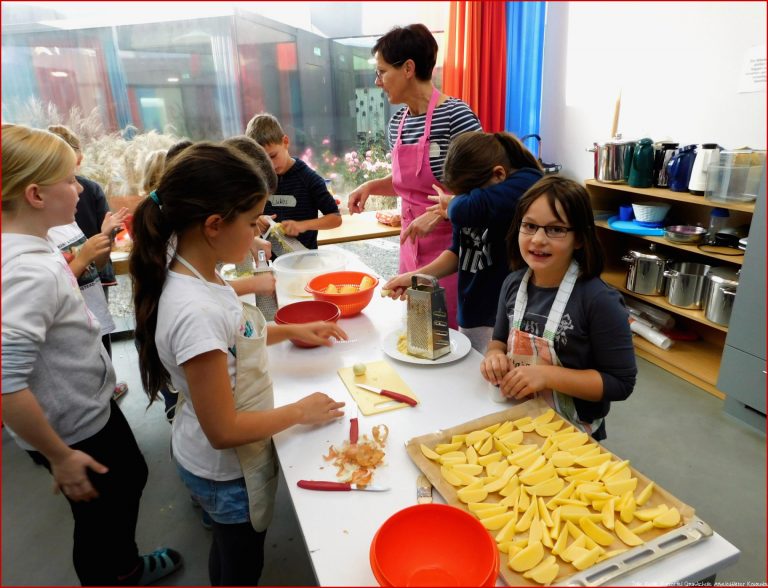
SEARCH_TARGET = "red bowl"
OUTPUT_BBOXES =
[274,300,341,348]
[370,504,499,587]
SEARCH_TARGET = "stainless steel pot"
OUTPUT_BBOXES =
[588,137,637,183]
[622,247,669,295]
[703,268,739,326]
[664,262,712,309]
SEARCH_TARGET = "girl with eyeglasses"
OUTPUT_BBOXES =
[381,131,543,353]
[480,176,637,440]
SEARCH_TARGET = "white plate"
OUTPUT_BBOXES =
[381,328,472,365]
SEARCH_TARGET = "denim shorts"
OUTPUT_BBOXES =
[175,461,250,525]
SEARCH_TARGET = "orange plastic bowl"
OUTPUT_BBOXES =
[273,300,340,348]
[370,504,499,587]
[305,271,379,317]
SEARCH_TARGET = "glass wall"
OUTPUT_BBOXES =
[2,5,446,195]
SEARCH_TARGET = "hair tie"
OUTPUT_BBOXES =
[149,190,162,207]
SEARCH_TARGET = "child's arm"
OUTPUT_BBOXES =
[279,213,341,236]
[266,321,348,346]
[447,177,529,228]
[381,250,459,300]
[68,234,112,278]
[183,351,345,449]
[3,389,108,501]
[228,274,275,296]
[481,340,511,385]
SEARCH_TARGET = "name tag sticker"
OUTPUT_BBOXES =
[429,142,441,158]
[269,194,297,208]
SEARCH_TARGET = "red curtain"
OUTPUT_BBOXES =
[443,1,507,132]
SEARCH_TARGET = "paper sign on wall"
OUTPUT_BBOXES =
[738,45,766,93]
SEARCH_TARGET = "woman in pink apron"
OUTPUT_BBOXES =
[346,24,482,329]
[480,177,636,440]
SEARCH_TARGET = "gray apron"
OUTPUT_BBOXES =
[175,254,278,531]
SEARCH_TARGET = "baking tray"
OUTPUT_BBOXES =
[405,398,709,586]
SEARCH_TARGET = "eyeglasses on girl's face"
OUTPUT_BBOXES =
[519,221,575,239]
[374,59,406,81]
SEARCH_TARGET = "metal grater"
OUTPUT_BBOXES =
[253,250,279,321]
[406,274,451,360]
[264,217,306,257]
[234,251,255,276]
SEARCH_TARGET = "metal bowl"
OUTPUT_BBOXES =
[664,225,708,244]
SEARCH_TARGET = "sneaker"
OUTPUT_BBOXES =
[117,547,182,586]
[113,382,129,401]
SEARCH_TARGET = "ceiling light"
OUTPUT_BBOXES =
[50,71,69,77]
[167,77,180,83]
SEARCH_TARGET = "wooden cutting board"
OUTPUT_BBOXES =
[337,360,418,415]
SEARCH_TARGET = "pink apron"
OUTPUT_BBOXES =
[506,260,602,435]
[392,88,458,329]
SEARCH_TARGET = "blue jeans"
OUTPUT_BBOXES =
[175,462,250,525]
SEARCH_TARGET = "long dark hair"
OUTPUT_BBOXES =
[130,142,268,401]
[443,131,542,195]
[506,176,604,279]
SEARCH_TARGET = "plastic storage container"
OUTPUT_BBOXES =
[272,249,347,301]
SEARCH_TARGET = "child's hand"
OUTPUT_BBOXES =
[480,351,510,385]
[290,321,348,347]
[381,273,412,300]
[500,365,549,400]
[101,207,130,236]
[78,234,112,265]
[50,449,109,502]
[250,237,271,260]
[294,392,345,425]
[426,184,453,220]
[279,219,303,236]
[257,214,276,235]
[233,273,275,296]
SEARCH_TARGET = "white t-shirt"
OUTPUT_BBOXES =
[47,223,115,336]
[156,270,243,480]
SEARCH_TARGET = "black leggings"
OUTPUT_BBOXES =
[28,400,148,585]
[209,520,266,586]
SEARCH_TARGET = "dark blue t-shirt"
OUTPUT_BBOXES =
[263,158,340,249]
[447,168,543,328]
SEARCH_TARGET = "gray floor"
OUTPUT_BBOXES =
[3,238,766,585]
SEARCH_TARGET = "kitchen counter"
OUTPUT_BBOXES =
[266,249,740,586]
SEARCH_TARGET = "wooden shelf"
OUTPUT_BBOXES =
[585,179,755,213]
[632,336,725,399]
[595,220,745,265]
[602,268,728,332]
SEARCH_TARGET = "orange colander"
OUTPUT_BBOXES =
[305,271,379,317]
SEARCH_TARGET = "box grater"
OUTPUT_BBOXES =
[406,274,451,360]
[264,217,307,257]
[253,249,279,321]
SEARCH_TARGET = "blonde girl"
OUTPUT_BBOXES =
[382,131,543,352]
[480,176,637,440]
[2,124,181,585]
[130,142,346,586]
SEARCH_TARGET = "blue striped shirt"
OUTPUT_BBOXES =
[387,98,482,181]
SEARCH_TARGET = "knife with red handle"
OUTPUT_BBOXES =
[297,480,389,492]
[355,384,418,406]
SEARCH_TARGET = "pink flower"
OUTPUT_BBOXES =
[322,138,330,145]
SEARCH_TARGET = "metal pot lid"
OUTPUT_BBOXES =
[625,247,668,262]
[707,267,739,286]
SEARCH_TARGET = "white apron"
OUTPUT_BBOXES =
[507,260,603,435]
[175,254,278,531]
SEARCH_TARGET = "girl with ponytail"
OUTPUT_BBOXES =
[382,131,544,352]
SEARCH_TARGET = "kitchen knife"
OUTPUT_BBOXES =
[297,480,389,492]
[355,384,418,407]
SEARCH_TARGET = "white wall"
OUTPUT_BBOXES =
[540,2,766,181]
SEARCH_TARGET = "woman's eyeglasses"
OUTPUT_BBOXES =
[374,59,406,81]
[519,222,575,239]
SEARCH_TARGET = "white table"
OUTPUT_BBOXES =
[267,250,740,586]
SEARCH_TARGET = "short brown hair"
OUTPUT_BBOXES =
[443,132,542,195]
[245,113,284,147]
[506,176,605,279]
[141,149,167,196]
[47,124,81,152]
[372,24,438,81]
[223,135,278,193]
